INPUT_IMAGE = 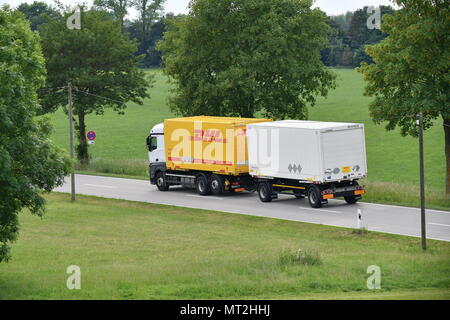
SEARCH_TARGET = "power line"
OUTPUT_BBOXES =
[73,88,127,105]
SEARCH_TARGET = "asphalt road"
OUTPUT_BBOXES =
[54,174,450,242]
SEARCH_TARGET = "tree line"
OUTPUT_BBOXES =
[17,1,396,69]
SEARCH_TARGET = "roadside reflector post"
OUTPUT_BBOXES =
[357,209,362,230]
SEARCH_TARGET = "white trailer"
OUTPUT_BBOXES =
[247,120,367,208]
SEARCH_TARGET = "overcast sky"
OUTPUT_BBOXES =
[0,0,397,17]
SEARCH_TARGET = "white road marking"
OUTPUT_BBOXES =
[341,200,450,214]
[185,194,225,200]
[298,207,342,214]
[84,184,119,189]
[428,222,450,227]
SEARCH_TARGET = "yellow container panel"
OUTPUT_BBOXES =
[164,116,271,175]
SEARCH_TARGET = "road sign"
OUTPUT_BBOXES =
[88,140,95,145]
[87,131,96,141]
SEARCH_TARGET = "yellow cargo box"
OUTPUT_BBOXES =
[164,116,271,175]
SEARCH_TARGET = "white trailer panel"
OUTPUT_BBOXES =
[247,120,367,183]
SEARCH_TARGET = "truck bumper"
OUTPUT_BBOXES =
[322,188,365,200]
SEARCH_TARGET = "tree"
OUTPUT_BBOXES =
[133,0,165,35]
[16,1,60,31]
[321,17,345,67]
[39,9,152,164]
[93,0,130,31]
[331,11,353,31]
[0,6,71,263]
[347,6,395,67]
[357,0,450,196]
[130,0,165,66]
[158,0,336,119]
[125,14,169,67]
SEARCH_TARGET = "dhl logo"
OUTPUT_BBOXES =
[190,129,228,143]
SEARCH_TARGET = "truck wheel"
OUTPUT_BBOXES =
[258,182,273,203]
[344,196,359,204]
[196,174,211,196]
[210,174,224,195]
[155,172,169,191]
[308,186,323,208]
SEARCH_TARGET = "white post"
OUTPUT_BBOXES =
[357,209,362,230]
[68,83,76,202]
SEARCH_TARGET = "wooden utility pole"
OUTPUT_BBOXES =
[418,112,426,250]
[68,83,76,202]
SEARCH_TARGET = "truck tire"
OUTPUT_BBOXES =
[155,172,169,191]
[196,174,211,196]
[258,182,273,203]
[210,174,224,195]
[308,186,323,208]
[344,196,359,204]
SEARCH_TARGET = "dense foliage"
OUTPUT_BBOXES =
[16,1,60,31]
[0,7,71,262]
[158,0,336,119]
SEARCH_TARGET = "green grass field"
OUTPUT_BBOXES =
[0,193,449,300]
[47,69,449,209]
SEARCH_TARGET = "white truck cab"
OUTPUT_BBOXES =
[147,123,165,163]
[146,123,167,188]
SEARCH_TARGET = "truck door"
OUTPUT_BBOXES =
[147,134,166,163]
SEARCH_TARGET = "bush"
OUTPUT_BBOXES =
[278,248,323,266]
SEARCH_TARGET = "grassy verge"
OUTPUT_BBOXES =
[362,180,450,211]
[0,193,449,300]
[75,158,149,179]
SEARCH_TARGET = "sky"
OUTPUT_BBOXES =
[1,0,398,17]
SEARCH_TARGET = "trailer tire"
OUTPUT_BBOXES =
[155,172,169,191]
[196,174,211,196]
[210,174,224,195]
[344,196,359,204]
[258,182,273,203]
[308,186,323,208]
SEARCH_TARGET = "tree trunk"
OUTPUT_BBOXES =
[77,109,89,165]
[444,116,450,197]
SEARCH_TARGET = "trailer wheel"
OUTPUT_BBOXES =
[155,172,169,191]
[308,186,323,208]
[210,174,224,195]
[344,196,359,204]
[258,182,273,203]
[196,174,211,196]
